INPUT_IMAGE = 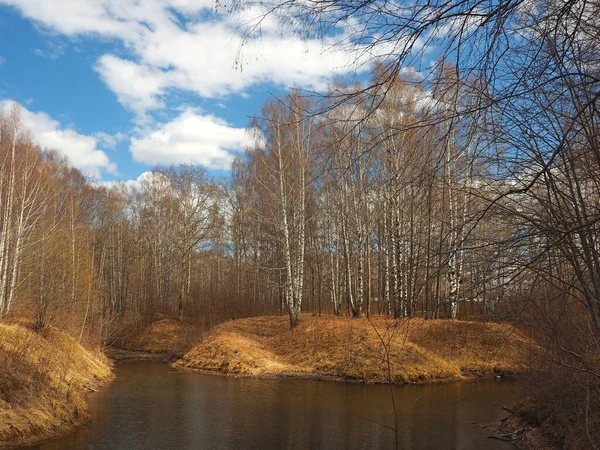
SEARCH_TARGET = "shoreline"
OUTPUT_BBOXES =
[173,361,521,385]
[174,316,534,385]
[105,347,176,363]
[0,323,113,450]
[1,349,168,449]
[1,415,94,450]
[491,414,557,450]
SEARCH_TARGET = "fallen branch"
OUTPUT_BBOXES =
[488,428,529,442]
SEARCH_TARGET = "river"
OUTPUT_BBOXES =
[30,361,518,449]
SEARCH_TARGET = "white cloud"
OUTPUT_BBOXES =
[94,55,169,117]
[127,19,366,97]
[130,109,253,170]
[90,18,368,116]
[0,0,375,117]
[1,100,117,178]
[0,0,149,40]
[93,130,126,149]
[1,0,434,176]
[94,170,153,191]
[167,0,215,14]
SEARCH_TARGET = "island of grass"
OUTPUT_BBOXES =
[174,315,536,383]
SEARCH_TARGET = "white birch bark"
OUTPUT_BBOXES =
[446,129,459,319]
[0,117,17,316]
[275,120,297,326]
[294,113,306,324]
[383,194,391,315]
[7,163,45,313]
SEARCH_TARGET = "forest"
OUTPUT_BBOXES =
[1,0,599,448]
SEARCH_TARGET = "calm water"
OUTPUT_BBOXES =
[31,361,518,450]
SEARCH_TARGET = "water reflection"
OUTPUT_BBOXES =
[31,361,518,450]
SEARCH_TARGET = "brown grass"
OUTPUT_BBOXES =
[175,315,535,383]
[0,322,112,449]
[125,318,203,357]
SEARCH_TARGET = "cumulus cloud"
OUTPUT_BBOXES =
[0,0,431,173]
[94,170,154,191]
[94,55,169,117]
[1,100,117,178]
[0,0,151,39]
[126,19,365,98]
[0,0,375,118]
[130,109,253,170]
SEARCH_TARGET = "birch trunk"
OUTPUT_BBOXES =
[0,119,17,316]
[275,121,298,327]
[446,130,459,319]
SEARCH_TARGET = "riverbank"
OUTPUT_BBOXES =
[175,315,535,383]
[492,414,557,450]
[493,370,600,450]
[124,318,203,358]
[0,322,112,449]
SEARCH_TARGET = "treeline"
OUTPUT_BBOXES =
[0,77,501,341]
[0,57,598,374]
[232,67,516,327]
[0,109,273,343]
[1,72,492,338]
[0,110,99,335]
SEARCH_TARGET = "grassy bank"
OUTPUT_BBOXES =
[124,318,203,357]
[0,322,112,449]
[175,315,534,383]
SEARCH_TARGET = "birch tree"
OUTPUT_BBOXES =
[249,95,312,327]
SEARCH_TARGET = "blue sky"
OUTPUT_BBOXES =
[0,1,376,183]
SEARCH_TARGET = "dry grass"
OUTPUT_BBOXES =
[125,318,203,357]
[175,315,535,383]
[0,321,112,449]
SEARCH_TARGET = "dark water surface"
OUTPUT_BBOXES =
[31,361,518,449]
